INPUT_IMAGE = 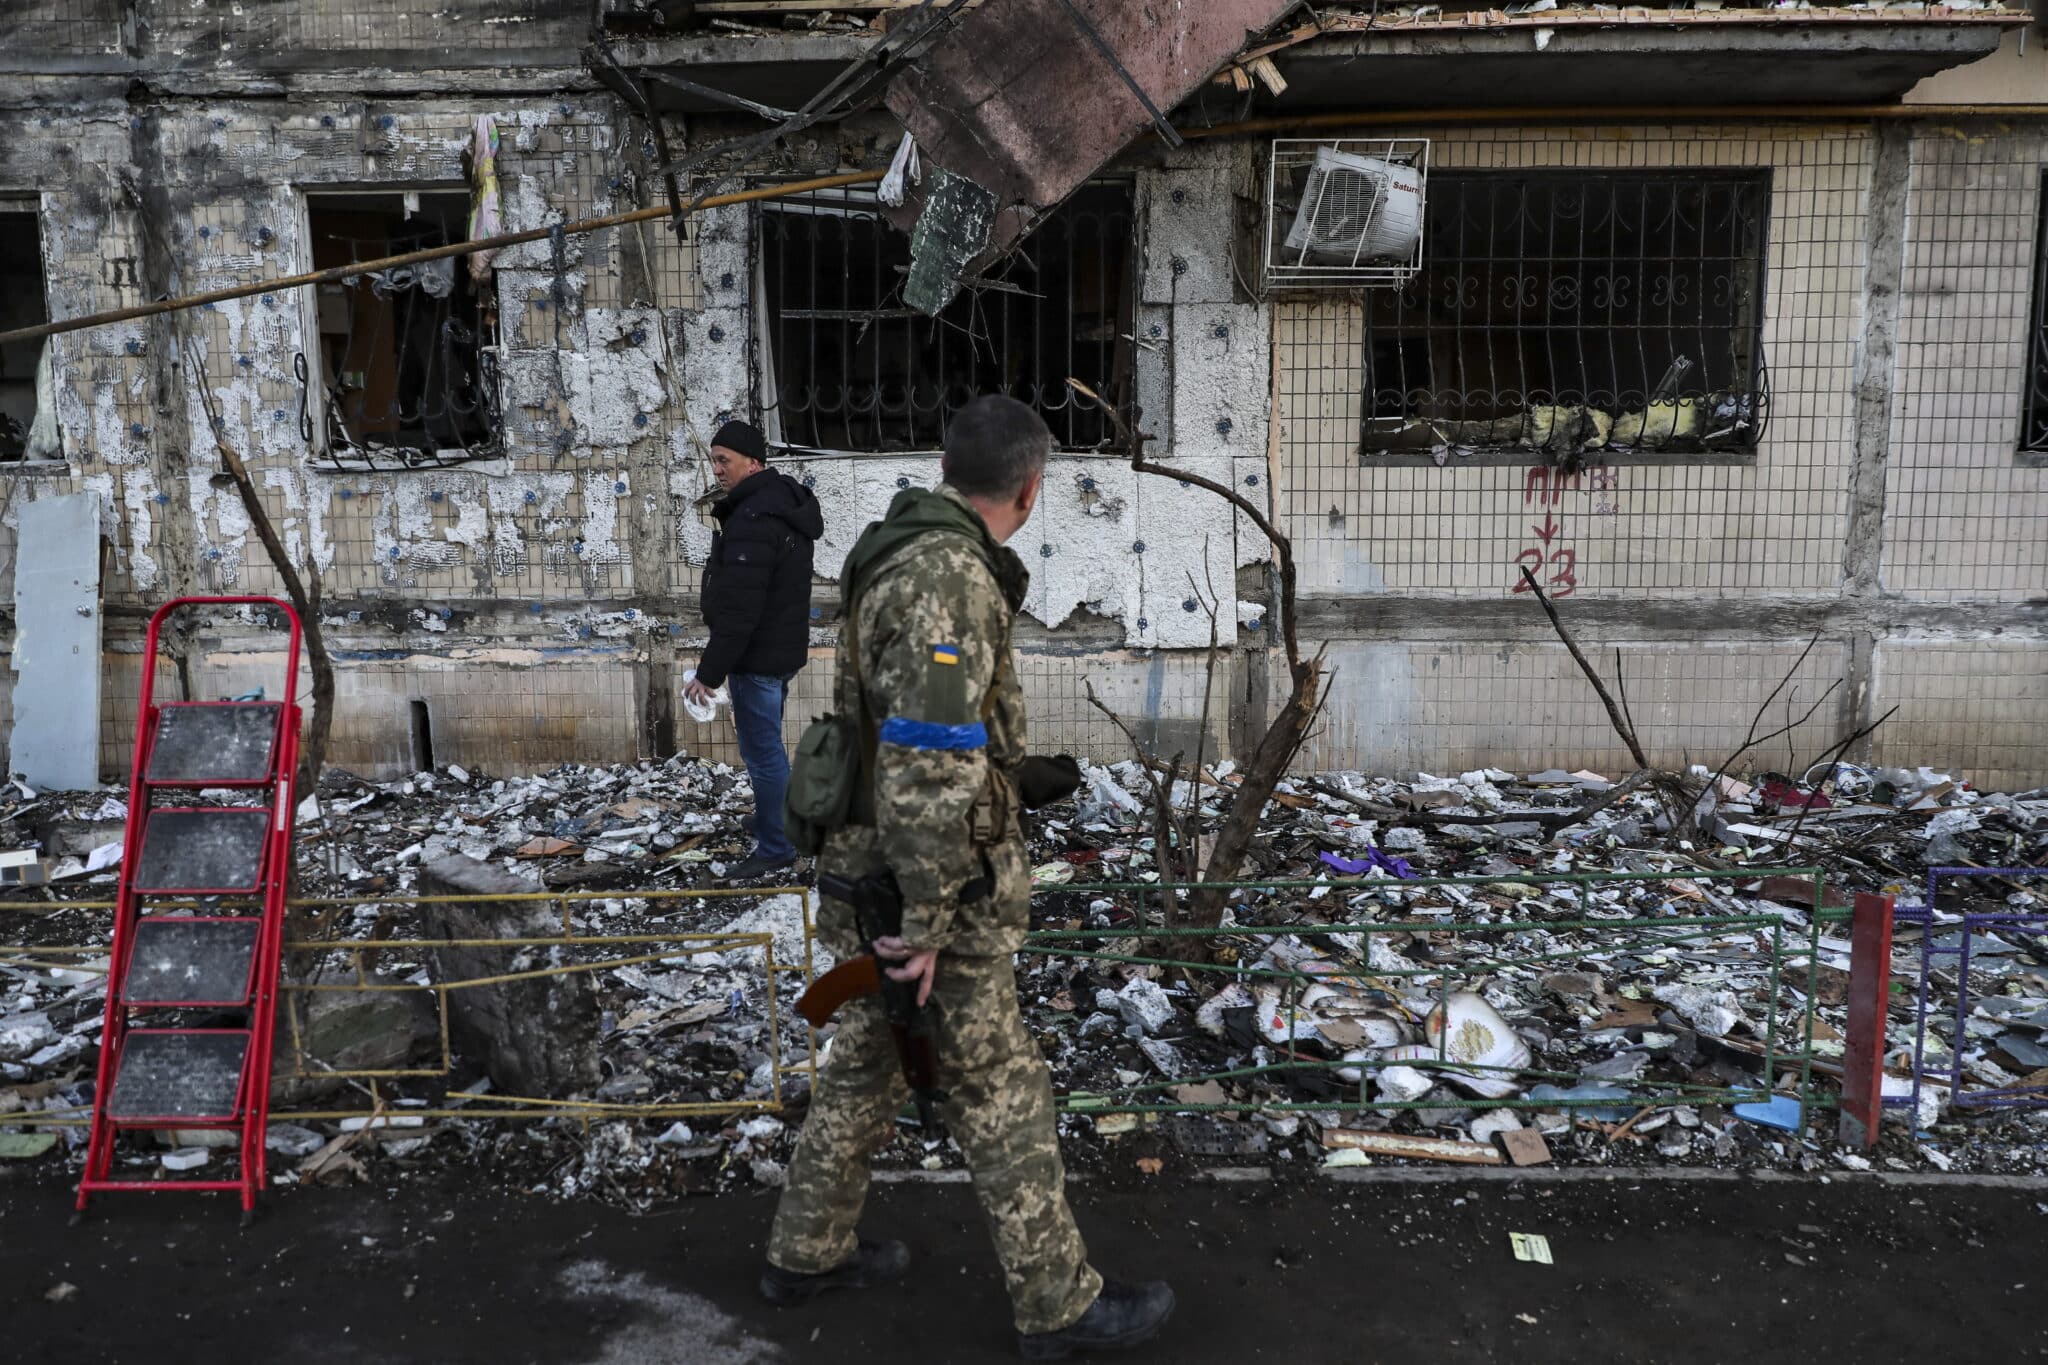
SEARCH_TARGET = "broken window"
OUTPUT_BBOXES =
[2024,175,2048,458]
[0,206,59,463]
[1359,171,1770,460]
[304,191,499,470]
[758,182,1135,453]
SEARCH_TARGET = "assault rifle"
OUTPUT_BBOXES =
[795,869,947,1131]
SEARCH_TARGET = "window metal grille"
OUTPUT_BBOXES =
[297,191,501,471]
[758,182,1136,453]
[2023,171,2048,457]
[1360,170,1770,463]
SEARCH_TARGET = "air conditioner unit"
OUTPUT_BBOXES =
[1264,138,1428,290]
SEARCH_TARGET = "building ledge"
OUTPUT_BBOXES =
[1194,18,2022,110]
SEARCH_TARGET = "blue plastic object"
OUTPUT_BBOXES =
[1733,1094,1804,1132]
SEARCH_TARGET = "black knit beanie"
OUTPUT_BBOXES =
[710,419,768,464]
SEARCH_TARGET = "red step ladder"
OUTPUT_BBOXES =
[76,596,303,1222]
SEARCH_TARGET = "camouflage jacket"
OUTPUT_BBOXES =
[819,484,1031,958]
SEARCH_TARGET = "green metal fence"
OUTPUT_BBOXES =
[0,867,1842,1138]
[1024,869,1838,1132]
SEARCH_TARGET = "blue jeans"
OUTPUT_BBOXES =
[728,671,796,861]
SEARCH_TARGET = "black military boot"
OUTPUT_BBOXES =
[1018,1280,1175,1360]
[722,849,797,882]
[759,1238,911,1305]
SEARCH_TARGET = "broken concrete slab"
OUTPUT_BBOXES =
[419,854,603,1098]
[272,970,437,1104]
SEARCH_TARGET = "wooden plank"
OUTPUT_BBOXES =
[1321,1128,1504,1165]
[1249,55,1288,96]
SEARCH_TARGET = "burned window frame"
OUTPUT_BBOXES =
[296,186,504,473]
[0,198,64,467]
[1357,168,1773,468]
[2022,169,2048,464]
[752,180,1139,455]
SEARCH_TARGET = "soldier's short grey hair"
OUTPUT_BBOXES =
[942,395,1052,499]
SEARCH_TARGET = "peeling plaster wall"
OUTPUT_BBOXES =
[3,49,2045,783]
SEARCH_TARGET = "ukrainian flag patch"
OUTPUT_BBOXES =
[931,644,960,666]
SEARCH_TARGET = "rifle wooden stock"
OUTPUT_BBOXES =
[797,955,882,1028]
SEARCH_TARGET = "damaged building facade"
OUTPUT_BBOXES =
[2,0,2046,787]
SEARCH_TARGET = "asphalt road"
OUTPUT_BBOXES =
[4,1169,2045,1364]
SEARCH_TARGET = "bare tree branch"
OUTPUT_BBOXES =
[186,341,336,797]
[1069,378,1306,679]
[1084,678,1187,922]
[1517,565,1648,771]
[1068,377,1324,934]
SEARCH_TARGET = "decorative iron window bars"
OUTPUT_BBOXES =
[2024,172,2048,459]
[1360,170,1771,463]
[758,181,1136,453]
[299,193,501,472]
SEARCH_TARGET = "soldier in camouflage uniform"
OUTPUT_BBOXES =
[761,396,1175,1360]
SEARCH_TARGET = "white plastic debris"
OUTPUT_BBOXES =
[720,895,832,974]
[1470,1108,1525,1144]
[1881,1073,1947,1130]
[1653,982,1746,1038]
[877,131,921,207]
[1376,1066,1434,1104]
[1920,808,1981,840]
[1252,987,1319,1045]
[25,1035,86,1069]
[161,1148,210,1172]
[1114,978,1175,1035]
[264,1124,327,1158]
[1384,992,1531,1099]
[655,1121,697,1147]
[1081,764,1144,819]
[338,1115,425,1133]
[1137,1037,1182,1075]
[737,1116,784,1142]
[1195,983,1255,1037]
[680,670,731,724]
[0,1012,56,1060]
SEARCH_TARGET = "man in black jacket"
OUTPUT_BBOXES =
[687,419,824,880]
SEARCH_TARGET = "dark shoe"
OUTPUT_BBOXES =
[723,850,797,882]
[759,1238,911,1305]
[1019,1281,1175,1361]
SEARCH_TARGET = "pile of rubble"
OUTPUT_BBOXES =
[0,754,2044,1201]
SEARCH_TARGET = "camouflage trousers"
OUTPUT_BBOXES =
[768,953,1102,1334]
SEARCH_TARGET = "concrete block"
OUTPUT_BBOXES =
[419,854,603,1098]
